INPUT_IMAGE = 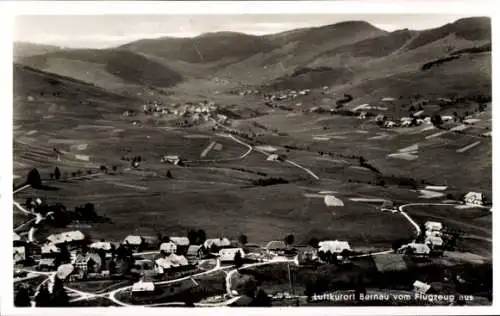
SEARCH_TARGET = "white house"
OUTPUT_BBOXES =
[159,241,177,254]
[425,236,444,248]
[90,241,112,251]
[464,192,484,206]
[265,241,287,255]
[404,243,431,256]
[204,238,231,250]
[41,243,60,255]
[14,246,26,263]
[132,280,155,293]
[47,231,85,245]
[154,254,189,273]
[425,230,443,238]
[169,237,190,247]
[219,248,245,262]
[161,155,182,165]
[413,280,431,294]
[384,121,397,128]
[318,240,351,254]
[424,221,443,231]
[123,235,143,246]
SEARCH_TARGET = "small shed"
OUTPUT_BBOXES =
[464,192,484,206]
[204,238,231,250]
[424,221,443,231]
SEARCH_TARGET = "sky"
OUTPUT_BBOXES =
[14,14,474,49]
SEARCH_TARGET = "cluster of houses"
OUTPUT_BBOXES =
[264,89,311,102]
[398,221,445,257]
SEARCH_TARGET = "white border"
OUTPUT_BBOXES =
[0,1,497,316]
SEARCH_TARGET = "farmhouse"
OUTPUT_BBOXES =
[186,245,204,262]
[267,154,282,161]
[13,246,26,263]
[123,235,143,248]
[154,254,189,274]
[219,248,245,262]
[159,241,177,254]
[47,231,85,246]
[265,241,287,255]
[318,240,351,254]
[90,241,113,252]
[169,237,190,254]
[204,238,231,250]
[413,280,431,294]
[74,253,102,274]
[425,236,444,247]
[425,230,443,238]
[132,280,155,295]
[403,243,430,256]
[161,155,183,166]
[424,221,443,231]
[464,192,484,206]
[41,243,61,255]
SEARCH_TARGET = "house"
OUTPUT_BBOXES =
[265,241,287,255]
[90,241,113,252]
[161,155,183,166]
[169,237,190,254]
[441,115,454,122]
[154,254,189,274]
[13,232,21,242]
[159,241,177,254]
[413,280,431,294]
[132,280,156,295]
[204,238,231,251]
[425,236,444,248]
[14,246,26,263]
[297,246,318,264]
[219,248,245,262]
[74,253,102,274]
[38,258,56,270]
[403,243,430,256]
[318,240,351,254]
[41,243,61,256]
[123,235,143,248]
[425,230,443,238]
[267,154,283,162]
[47,231,85,246]
[186,245,204,262]
[384,121,397,128]
[424,221,443,231]
[464,192,484,206]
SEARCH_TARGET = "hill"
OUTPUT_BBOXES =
[13,42,63,60]
[120,32,280,64]
[17,48,183,91]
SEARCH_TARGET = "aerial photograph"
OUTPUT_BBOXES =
[11,12,492,308]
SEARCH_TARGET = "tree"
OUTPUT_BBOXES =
[392,239,404,252]
[284,234,295,247]
[26,168,42,188]
[166,170,173,179]
[14,286,32,307]
[196,229,207,244]
[251,288,272,307]
[35,284,51,307]
[238,234,248,246]
[49,173,54,180]
[187,230,198,245]
[54,167,61,180]
[234,250,243,268]
[308,237,319,248]
[409,105,416,112]
[112,166,117,173]
[430,113,443,127]
[51,277,69,306]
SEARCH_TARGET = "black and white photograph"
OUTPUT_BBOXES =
[2,1,496,313]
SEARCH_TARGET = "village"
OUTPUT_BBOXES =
[13,186,489,306]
